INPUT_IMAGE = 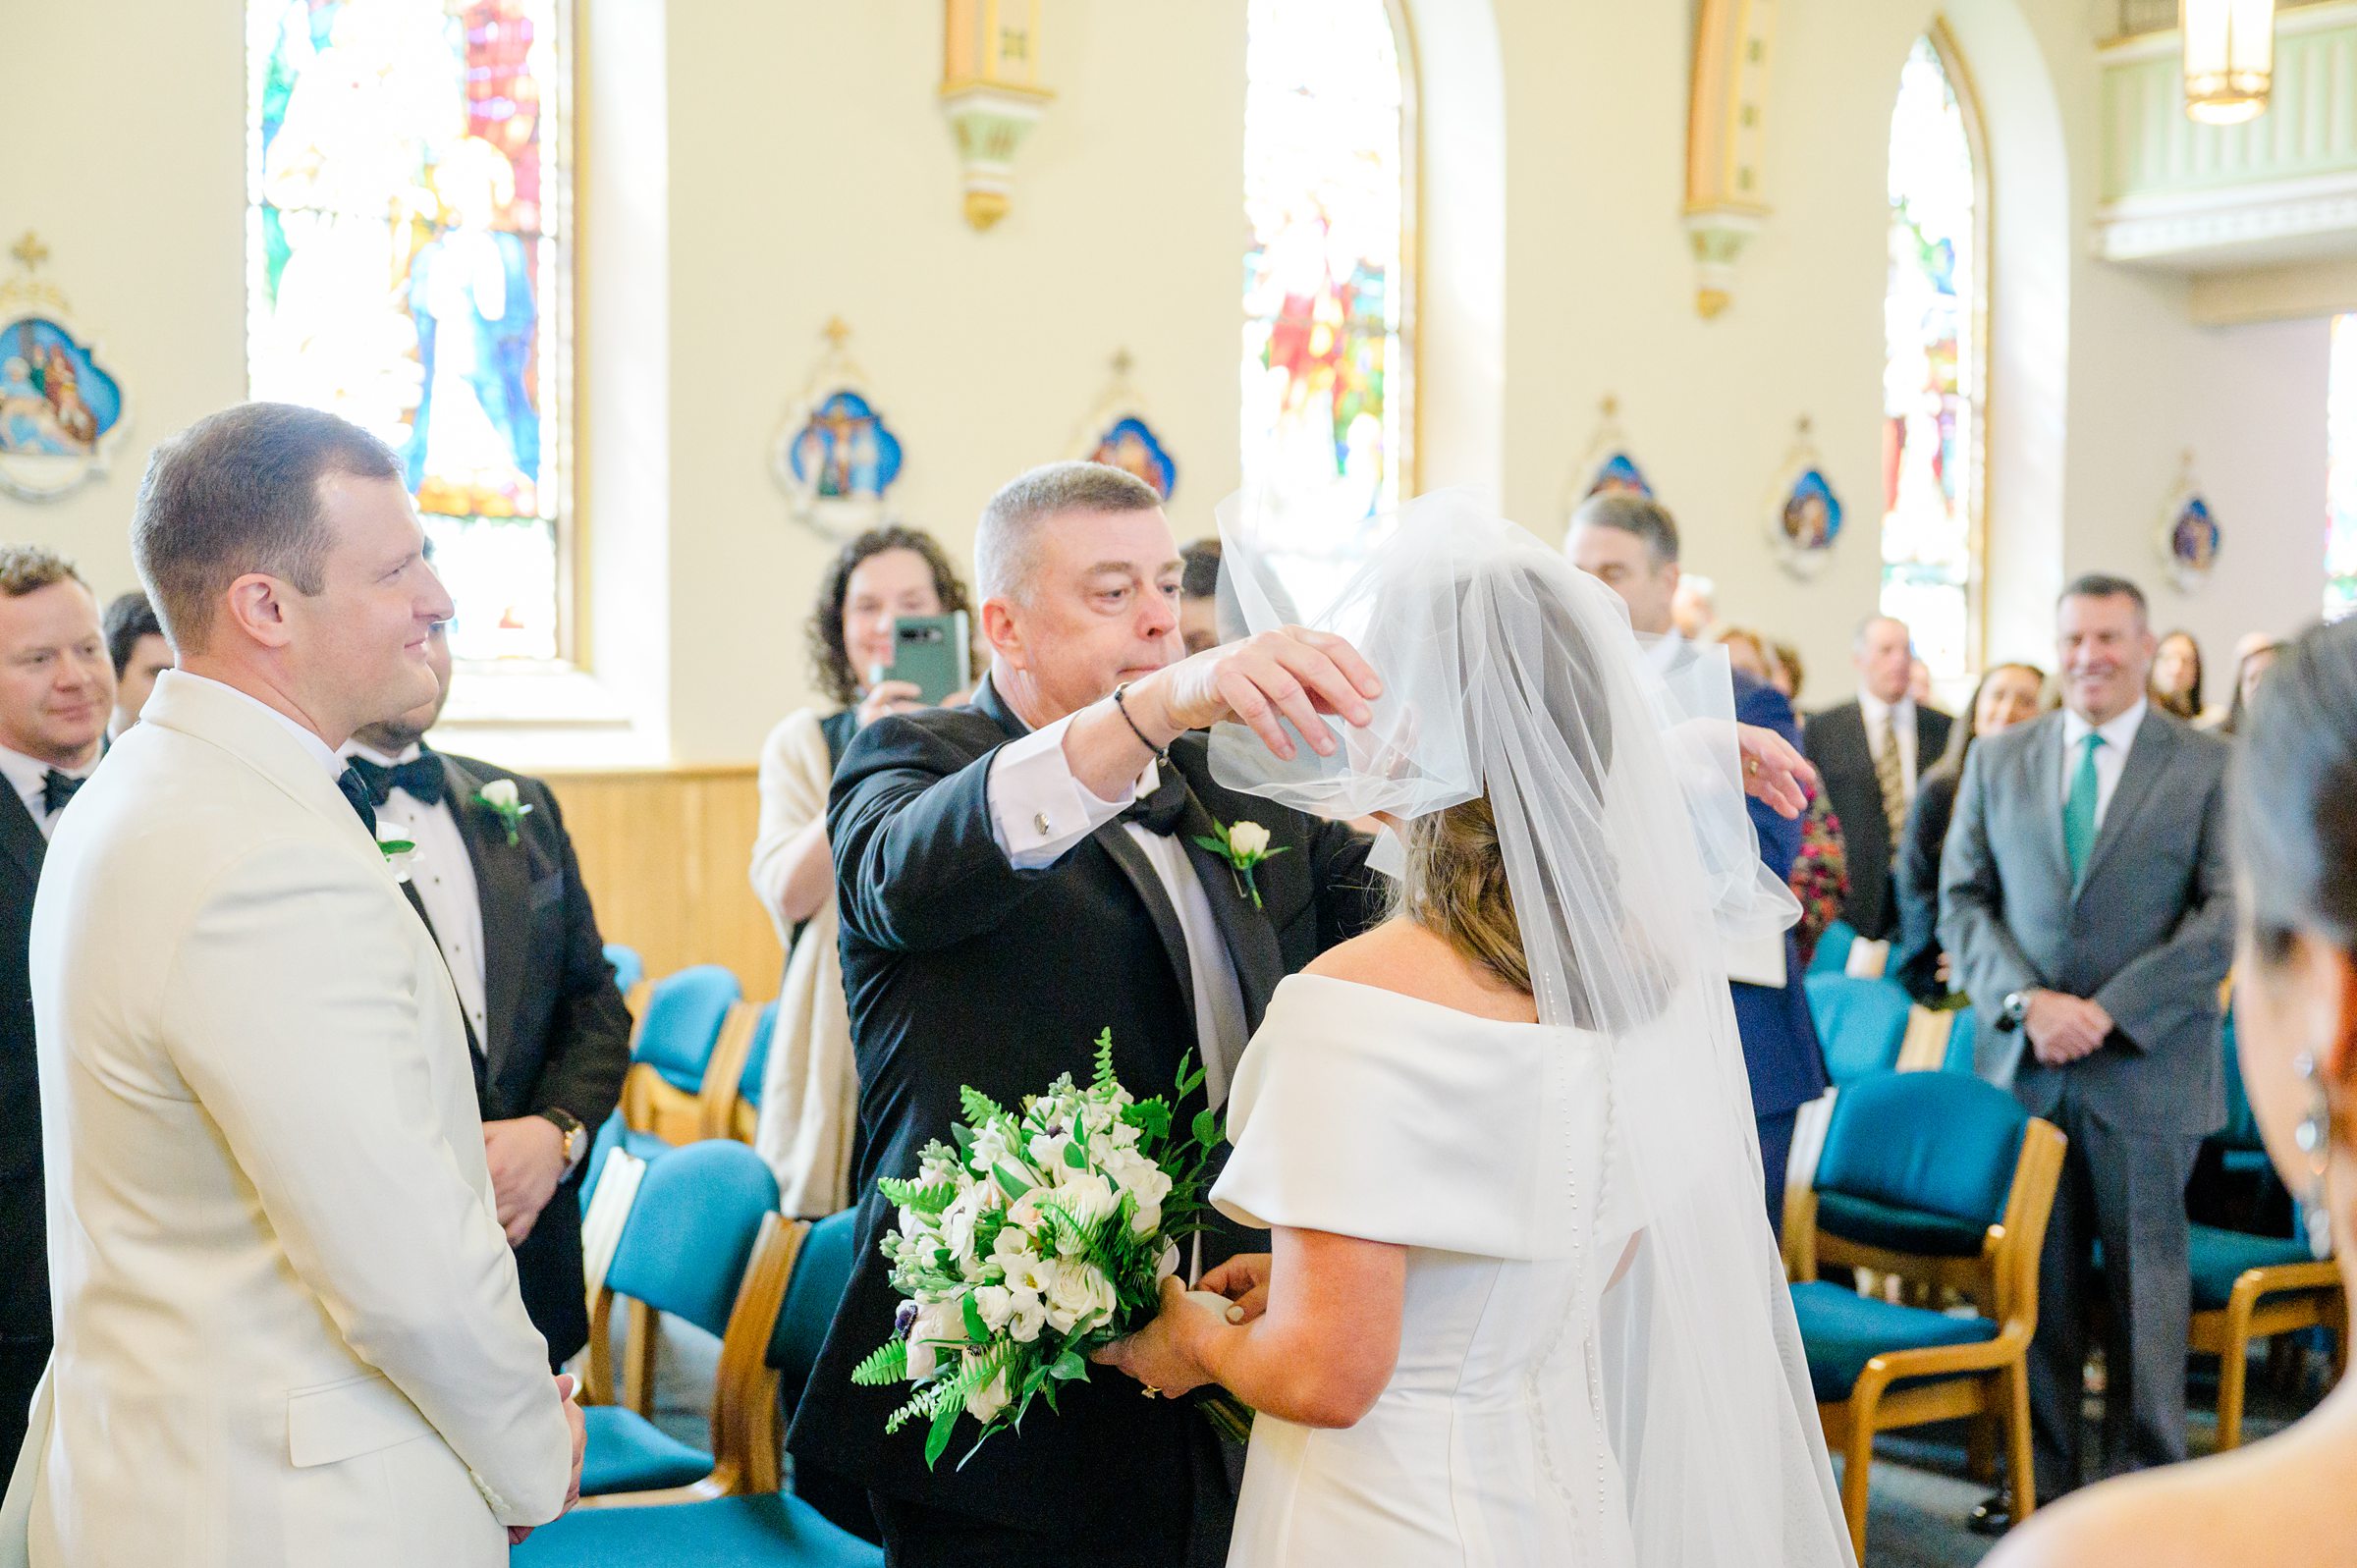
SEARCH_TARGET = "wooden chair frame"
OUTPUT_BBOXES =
[577,1211,808,1507]
[696,1000,766,1143]
[2189,1254,2348,1451]
[1892,1005,1959,1073]
[1785,1116,2068,1563]
[621,999,755,1149]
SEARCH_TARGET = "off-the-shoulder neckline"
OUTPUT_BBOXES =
[1277,970,1554,1031]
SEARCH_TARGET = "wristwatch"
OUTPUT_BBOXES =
[536,1108,587,1177]
[1998,990,2033,1033]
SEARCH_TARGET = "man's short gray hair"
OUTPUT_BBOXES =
[974,461,1164,602]
[1568,492,1679,567]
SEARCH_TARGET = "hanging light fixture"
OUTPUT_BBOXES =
[2181,0,2275,126]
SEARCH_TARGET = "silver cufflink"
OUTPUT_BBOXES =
[1033,812,1051,835]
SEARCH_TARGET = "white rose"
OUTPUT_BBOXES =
[1041,1259,1118,1335]
[1027,1130,1074,1174]
[1047,1173,1118,1251]
[963,1366,1013,1424]
[905,1299,963,1381]
[1227,820,1271,858]
[971,1284,1014,1333]
[478,779,521,810]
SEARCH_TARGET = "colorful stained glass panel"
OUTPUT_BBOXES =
[247,0,567,663]
[1881,35,1980,683]
[1242,0,1408,609]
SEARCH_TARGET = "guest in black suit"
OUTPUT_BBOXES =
[788,461,1389,1568]
[342,621,631,1369]
[0,547,114,1465]
[1803,615,1952,940]
[1891,661,2046,1001]
[101,589,173,739]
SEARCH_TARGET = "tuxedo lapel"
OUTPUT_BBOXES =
[2080,711,2175,894]
[440,754,529,1076]
[1093,825,1197,1039]
[0,784,44,888]
[2022,717,2070,892]
[1176,790,1284,1035]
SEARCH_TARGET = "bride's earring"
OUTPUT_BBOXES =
[2294,1052,2335,1260]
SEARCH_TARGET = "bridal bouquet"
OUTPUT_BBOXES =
[852,1030,1246,1466]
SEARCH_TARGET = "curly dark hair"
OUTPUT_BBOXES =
[806,525,973,707]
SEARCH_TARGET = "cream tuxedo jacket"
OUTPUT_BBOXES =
[21,672,571,1567]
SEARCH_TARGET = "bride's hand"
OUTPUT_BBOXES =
[1199,1252,1273,1324]
[1735,723,1815,820]
[1089,1276,1224,1399]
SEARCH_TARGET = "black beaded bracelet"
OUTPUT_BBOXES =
[1110,683,1171,764]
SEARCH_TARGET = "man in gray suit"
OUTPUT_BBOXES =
[1941,572,2232,1527]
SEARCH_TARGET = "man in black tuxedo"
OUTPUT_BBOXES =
[341,622,631,1369]
[788,461,1390,1568]
[1804,615,1952,941]
[0,547,114,1467]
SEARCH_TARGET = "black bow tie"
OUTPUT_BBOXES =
[1121,766,1189,837]
[40,769,85,818]
[345,751,445,808]
[335,767,378,838]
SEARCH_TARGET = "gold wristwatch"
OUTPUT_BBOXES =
[536,1108,587,1177]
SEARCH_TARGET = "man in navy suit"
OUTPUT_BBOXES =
[1567,495,1829,1228]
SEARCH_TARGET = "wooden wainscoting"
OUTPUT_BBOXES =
[542,765,784,1000]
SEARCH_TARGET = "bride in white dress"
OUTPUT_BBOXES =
[1098,493,1855,1567]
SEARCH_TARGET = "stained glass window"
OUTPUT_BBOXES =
[1242,0,1410,599]
[1881,33,1983,683]
[2329,315,2357,622]
[247,0,568,663]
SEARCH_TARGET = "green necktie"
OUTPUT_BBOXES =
[2064,731,2104,884]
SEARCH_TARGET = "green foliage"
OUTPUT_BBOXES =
[876,1176,958,1216]
[850,1337,908,1386]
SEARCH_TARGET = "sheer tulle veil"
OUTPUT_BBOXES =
[1208,489,1855,1567]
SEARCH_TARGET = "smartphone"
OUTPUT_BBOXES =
[882,613,970,706]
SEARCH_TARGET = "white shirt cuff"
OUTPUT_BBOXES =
[987,712,1145,869]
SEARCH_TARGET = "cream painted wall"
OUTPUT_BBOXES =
[3,0,2339,761]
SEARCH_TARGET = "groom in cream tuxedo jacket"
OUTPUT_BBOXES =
[11,405,580,1567]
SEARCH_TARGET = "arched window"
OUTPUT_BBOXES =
[1881,27,1986,683]
[2329,314,2357,622]
[247,0,571,663]
[1241,0,1413,586]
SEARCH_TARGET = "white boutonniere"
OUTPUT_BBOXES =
[376,835,419,882]
[471,778,536,847]
[1191,818,1289,911]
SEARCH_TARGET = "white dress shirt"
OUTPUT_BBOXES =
[0,742,96,840]
[987,712,1252,1108]
[2059,696,2148,834]
[1857,688,1921,799]
[343,739,490,1048]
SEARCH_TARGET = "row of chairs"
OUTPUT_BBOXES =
[521,1135,879,1566]
[1788,1046,2349,1557]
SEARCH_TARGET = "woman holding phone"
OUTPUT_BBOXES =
[749,524,972,1216]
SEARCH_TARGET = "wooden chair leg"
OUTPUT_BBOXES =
[624,1298,661,1419]
[2006,1361,2038,1525]
[1965,1410,1997,1484]
[2215,1326,2250,1454]
[1840,1409,1876,1564]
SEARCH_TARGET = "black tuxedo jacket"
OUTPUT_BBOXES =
[0,785,46,1346]
[432,750,632,1365]
[786,680,1385,1529]
[1801,698,1952,941]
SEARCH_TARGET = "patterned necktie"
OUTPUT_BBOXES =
[344,750,445,807]
[2064,731,2105,885]
[40,769,85,819]
[1873,711,1907,840]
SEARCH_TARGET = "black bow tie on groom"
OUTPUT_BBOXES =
[41,769,85,818]
[335,768,379,838]
[1121,765,1190,837]
[344,750,446,808]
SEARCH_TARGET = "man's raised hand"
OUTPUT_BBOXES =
[1139,626,1383,761]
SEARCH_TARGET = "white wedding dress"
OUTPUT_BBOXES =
[1212,973,1642,1568]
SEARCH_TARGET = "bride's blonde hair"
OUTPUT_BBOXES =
[1396,795,1529,995]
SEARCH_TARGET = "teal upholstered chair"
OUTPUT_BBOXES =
[1804,974,1915,1083]
[621,964,743,1147]
[1784,1070,2067,1562]
[711,1000,780,1144]
[604,943,645,995]
[1939,1003,1977,1074]
[582,1139,779,1437]
[512,1210,878,1568]
[1810,919,1858,976]
[2184,1221,2346,1450]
